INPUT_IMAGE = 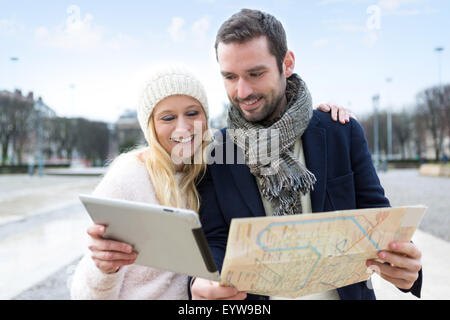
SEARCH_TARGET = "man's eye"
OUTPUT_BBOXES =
[250,72,264,78]
[224,75,236,80]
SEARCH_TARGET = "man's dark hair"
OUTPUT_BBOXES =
[215,9,288,74]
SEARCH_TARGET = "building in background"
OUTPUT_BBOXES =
[0,90,57,166]
[115,109,145,154]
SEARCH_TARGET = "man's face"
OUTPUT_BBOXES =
[217,36,289,123]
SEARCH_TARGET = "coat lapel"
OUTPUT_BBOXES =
[229,164,265,217]
[302,114,327,213]
[223,130,265,218]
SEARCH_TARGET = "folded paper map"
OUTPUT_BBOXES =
[220,206,426,298]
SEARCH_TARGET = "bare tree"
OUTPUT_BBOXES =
[76,118,110,166]
[392,109,412,159]
[47,117,78,160]
[416,86,446,161]
[0,92,14,165]
[12,92,35,165]
[442,85,450,154]
[0,90,38,165]
[1,91,22,165]
[411,105,427,160]
[359,111,388,157]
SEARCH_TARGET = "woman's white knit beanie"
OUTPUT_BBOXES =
[137,64,209,144]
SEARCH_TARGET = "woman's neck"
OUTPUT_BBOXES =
[174,163,184,172]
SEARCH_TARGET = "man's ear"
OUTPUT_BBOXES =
[283,50,295,77]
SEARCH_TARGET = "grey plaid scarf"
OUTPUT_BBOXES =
[227,74,316,216]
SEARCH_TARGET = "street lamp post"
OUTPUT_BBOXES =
[36,98,44,177]
[386,77,393,162]
[435,47,444,161]
[373,94,380,170]
[9,57,19,91]
[69,84,76,116]
[435,47,444,89]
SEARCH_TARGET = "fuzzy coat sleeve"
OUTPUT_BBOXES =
[70,151,159,300]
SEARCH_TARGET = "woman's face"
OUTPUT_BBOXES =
[152,95,207,162]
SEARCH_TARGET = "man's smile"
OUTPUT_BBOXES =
[239,96,264,112]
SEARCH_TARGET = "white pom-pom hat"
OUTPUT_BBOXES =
[137,64,209,144]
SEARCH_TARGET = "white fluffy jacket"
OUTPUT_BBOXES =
[70,151,189,300]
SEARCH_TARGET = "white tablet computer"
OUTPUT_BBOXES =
[79,194,220,281]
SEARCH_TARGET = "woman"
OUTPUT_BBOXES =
[70,65,210,299]
[70,64,352,300]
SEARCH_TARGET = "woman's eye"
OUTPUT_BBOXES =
[161,115,175,121]
[186,111,199,117]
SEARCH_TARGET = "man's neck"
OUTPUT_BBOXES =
[259,94,288,127]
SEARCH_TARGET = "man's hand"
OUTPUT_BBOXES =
[366,241,422,290]
[316,103,357,124]
[191,278,247,300]
[87,224,138,274]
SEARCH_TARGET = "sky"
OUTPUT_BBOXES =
[0,0,449,123]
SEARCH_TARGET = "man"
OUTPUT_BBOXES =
[189,9,422,300]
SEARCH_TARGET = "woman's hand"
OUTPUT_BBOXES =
[316,103,357,124]
[191,278,247,300]
[87,224,138,274]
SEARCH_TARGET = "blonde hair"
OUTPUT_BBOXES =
[139,113,208,213]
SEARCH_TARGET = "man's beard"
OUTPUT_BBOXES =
[231,90,286,125]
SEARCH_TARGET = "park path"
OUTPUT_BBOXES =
[1,170,449,300]
[0,174,100,299]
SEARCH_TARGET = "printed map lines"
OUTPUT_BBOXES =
[257,216,381,252]
[252,215,384,293]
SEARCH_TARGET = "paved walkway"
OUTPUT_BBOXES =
[0,207,91,299]
[371,228,450,299]
[0,174,99,299]
[0,174,100,225]
[1,170,449,300]
[378,169,450,241]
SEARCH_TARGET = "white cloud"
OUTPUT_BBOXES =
[319,0,433,16]
[339,24,367,32]
[377,0,426,11]
[0,18,24,36]
[378,0,403,10]
[168,16,211,44]
[168,17,186,42]
[394,9,422,15]
[377,0,436,15]
[320,0,430,48]
[312,38,330,47]
[363,31,379,47]
[192,16,210,40]
[35,5,103,51]
[107,32,139,50]
[319,0,371,5]
[35,5,137,51]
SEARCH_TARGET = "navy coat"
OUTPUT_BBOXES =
[189,110,422,300]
